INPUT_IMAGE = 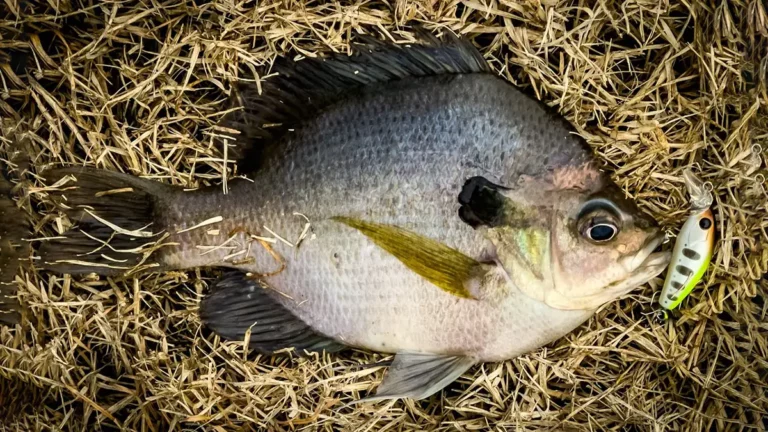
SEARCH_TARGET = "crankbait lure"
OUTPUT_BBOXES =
[658,168,715,311]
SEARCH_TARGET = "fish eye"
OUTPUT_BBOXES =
[586,223,618,242]
[577,199,621,244]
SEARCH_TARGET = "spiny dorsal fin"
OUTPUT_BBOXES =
[223,30,490,169]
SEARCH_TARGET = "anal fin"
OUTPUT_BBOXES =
[200,271,345,354]
[358,352,475,402]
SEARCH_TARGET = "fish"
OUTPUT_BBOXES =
[0,33,671,401]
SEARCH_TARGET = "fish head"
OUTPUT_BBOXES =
[461,170,670,310]
[544,182,670,310]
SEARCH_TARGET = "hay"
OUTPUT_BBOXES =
[1,0,767,430]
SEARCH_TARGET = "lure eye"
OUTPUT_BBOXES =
[699,218,712,229]
[586,223,618,242]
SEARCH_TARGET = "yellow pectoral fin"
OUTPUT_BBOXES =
[333,217,483,299]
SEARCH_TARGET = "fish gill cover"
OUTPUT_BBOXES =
[0,0,767,430]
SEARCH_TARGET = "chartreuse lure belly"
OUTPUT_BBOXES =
[659,169,715,311]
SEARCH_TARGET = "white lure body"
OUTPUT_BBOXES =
[659,170,715,311]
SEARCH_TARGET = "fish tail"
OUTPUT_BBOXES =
[38,168,178,276]
[0,175,29,325]
[0,127,31,325]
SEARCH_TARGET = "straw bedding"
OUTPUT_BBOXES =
[0,0,767,430]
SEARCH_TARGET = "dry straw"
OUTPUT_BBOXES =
[1,0,767,431]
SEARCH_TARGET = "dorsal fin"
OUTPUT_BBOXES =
[222,30,490,170]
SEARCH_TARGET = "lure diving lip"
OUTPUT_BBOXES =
[659,169,715,311]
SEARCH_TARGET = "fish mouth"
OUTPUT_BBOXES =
[587,232,670,303]
[620,232,671,278]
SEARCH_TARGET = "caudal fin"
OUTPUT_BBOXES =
[39,168,177,276]
[0,176,29,325]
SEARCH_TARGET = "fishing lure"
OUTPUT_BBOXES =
[658,169,715,311]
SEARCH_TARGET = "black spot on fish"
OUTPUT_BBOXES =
[676,265,694,277]
[682,248,701,260]
[458,176,509,228]
[667,294,678,301]
[459,206,484,228]
[671,280,683,289]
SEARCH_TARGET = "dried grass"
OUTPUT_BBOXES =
[1,0,767,430]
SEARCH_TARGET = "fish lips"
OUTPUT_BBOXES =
[619,232,670,276]
[608,233,671,299]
